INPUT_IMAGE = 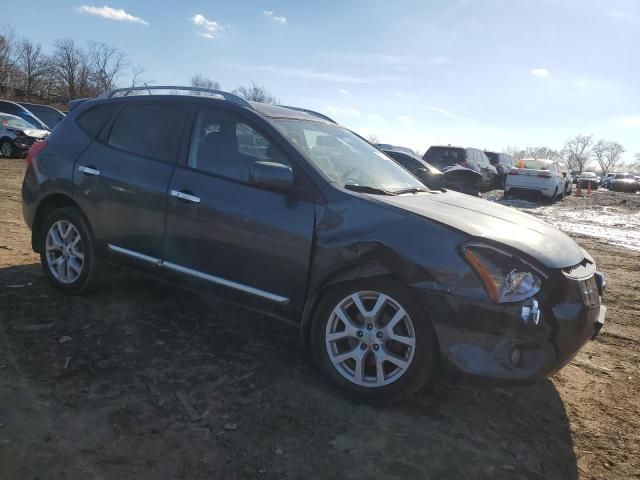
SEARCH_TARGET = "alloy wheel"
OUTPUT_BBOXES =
[325,291,416,387]
[1,142,12,157]
[45,220,84,284]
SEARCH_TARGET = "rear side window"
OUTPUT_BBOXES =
[108,104,187,163]
[424,147,466,169]
[77,104,118,137]
[387,151,421,172]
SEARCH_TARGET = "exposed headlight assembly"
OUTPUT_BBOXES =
[462,243,543,303]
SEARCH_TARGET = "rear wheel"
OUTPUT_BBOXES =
[1,140,14,158]
[310,278,439,403]
[39,207,102,294]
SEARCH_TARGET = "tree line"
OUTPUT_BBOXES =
[0,25,278,106]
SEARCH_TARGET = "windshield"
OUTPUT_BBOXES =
[581,172,596,178]
[272,119,425,192]
[0,114,34,130]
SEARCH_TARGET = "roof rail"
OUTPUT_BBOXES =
[278,105,337,124]
[97,86,255,110]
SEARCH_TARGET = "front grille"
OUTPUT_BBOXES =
[579,276,599,307]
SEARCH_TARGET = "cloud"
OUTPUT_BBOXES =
[531,68,550,78]
[339,89,351,95]
[323,53,447,67]
[326,106,361,117]
[423,105,474,123]
[396,115,413,125]
[227,64,402,84]
[606,10,638,22]
[191,14,224,39]
[263,10,287,25]
[76,5,148,25]
[620,116,640,127]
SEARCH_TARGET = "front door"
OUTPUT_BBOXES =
[163,106,316,312]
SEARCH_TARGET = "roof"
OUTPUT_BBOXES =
[93,85,336,125]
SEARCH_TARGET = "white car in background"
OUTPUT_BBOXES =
[504,158,567,202]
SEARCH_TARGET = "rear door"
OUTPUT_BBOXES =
[163,105,316,312]
[73,101,188,261]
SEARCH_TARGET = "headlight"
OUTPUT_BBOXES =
[462,244,542,303]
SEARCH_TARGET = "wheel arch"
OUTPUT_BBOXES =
[31,194,92,253]
[299,260,433,351]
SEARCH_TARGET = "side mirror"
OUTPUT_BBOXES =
[563,172,567,177]
[249,161,293,192]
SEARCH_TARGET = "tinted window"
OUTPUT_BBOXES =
[77,104,118,137]
[0,101,19,115]
[188,108,289,182]
[108,104,187,163]
[424,147,467,169]
[386,151,421,172]
[25,106,63,129]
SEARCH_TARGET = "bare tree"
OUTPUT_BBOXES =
[504,146,561,162]
[593,140,624,176]
[191,74,220,90]
[88,41,128,93]
[0,26,19,91]
[50,39,88,100]
[561,134,594,172]
[17,39,48,97]
[366,134,380,144]
[128,65,148,88]
[233,82,278,104]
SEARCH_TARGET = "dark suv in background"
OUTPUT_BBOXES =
[423,146,498,192]
[22,86,605,403]
[484,151,515,188]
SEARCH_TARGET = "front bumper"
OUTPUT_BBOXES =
[423,268,606,384]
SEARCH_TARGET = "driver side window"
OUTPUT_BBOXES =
[188,108,290,183]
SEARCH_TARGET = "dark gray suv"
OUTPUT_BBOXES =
[22,86,606,402]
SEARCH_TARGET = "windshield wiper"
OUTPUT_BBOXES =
[392,187,429,195]
[344,184,396,195]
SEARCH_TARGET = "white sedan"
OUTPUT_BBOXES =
[504,158,568,202]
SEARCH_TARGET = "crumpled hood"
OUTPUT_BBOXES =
[22,128,49,139]
[375,190,585,269]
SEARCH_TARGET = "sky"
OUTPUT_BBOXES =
[7,0,640,161]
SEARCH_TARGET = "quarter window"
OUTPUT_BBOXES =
[107,104,187,163]
[77,104,118,138]
[188,108,289,182]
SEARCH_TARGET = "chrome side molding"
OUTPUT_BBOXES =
[107,244,288,304]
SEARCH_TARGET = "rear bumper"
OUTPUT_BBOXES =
[420,270,606,384]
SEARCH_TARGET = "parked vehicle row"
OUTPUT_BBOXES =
[21,85,606,402]
[376,144,483,195]
[0,99,65,131]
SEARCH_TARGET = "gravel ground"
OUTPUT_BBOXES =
[1,158,639,479]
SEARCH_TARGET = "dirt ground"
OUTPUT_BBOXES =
[1,158,639,480]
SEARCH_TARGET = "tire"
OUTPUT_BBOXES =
[1,139,14,158]
[38,207,103,294]
[310,277,439,403]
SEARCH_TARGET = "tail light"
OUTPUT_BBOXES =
[26,140,47,166]
[537,172,552,178]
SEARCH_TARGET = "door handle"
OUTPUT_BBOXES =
[170,189,200,204]
[78,165,100,176]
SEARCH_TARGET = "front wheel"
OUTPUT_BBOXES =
[310,278,439,403]
[39,207,103,294]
